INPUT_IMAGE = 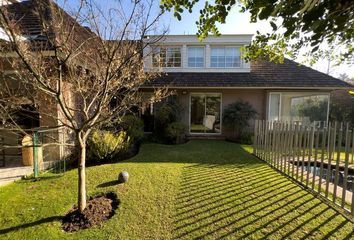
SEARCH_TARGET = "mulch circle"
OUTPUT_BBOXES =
[62,192,119,232]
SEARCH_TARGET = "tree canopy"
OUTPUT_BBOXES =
[161,0,354,64]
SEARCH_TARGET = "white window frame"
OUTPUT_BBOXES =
[152,46,182,68]
[210,46,241,68]
[267,91,330,124]
[187,46,205,68]
[189,92,222,135]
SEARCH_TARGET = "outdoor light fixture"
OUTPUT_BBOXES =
[118,171,129,183]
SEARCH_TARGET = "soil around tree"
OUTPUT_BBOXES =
[62,192,119,232]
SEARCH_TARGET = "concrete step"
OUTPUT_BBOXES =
[0,166,33,186]
[187,135,226,140]
[0,176,24,186]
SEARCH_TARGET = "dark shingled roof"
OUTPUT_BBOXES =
[1,0,97,51]
[144,59,352,89]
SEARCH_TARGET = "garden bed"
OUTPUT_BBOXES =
[62,192,119,232]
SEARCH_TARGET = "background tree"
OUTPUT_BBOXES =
[329,71,354,126]
[0,0,166,212]
[162,0,354,64]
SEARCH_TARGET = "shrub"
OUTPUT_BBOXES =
[165,122,187,144]
[223,100,258,143]
[88,130,130,163]
[154,97,183,139]
[119,115,144,142]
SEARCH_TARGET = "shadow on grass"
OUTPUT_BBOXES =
[0,216,62,234]
[18,175,63,184]
[97,180,121,188]
[172,144,354,239]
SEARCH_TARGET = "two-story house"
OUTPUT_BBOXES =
[141,35,352,138]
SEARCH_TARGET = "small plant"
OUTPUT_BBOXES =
[223,100,258,143]
[165,122,187,144]
[88,130,130,163]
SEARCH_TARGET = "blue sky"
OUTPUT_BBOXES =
[57,0,352,78]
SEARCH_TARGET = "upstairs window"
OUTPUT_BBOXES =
[188,47,204,68]
[211,47,241,68]
[152,47,181,67]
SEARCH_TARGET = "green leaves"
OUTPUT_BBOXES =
[160,0,354,64]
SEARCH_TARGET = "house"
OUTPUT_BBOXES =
[0,0,94,170]
[0,0,352,175]
[141,35,353,138]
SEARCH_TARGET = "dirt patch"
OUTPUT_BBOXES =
[62,192,119,232]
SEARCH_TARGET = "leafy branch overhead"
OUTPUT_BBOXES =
[161,0,354,64]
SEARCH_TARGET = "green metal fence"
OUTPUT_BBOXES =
[0,126,75,177]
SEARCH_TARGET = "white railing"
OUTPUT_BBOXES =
[253,120,354,217]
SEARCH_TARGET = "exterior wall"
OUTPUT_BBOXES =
[0,71,75,164]
[143,35,252,73]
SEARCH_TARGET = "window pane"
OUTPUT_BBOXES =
[190,94,221,133]
[190,95,205,133]
[153,47,181,67]
[211,47,241,68]
[188,47,204,68]
[269,94,280,121]
[206,95,221,133]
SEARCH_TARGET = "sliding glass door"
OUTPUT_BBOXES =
[190,93,221,134]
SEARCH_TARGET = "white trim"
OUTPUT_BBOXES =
[189,92,222,135]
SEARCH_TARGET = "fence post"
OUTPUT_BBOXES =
[312,125,319,190]
[318,125,327,194]
[33,131,39,179]
[253,120,258,155]
[333,123,343,203]
[325,122,336,198]
[341,123,350,208]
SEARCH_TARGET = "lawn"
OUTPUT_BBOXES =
[0,140,353,239]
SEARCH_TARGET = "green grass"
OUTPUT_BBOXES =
[0,140,353,239]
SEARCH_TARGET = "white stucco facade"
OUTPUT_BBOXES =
[143,34,253,73]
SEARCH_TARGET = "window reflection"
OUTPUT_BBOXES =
[190,93,221,133]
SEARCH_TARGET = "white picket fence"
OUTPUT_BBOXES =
[253,120,354,217]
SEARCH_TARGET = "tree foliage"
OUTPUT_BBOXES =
[330,90,354,126]
[162,0,354,64]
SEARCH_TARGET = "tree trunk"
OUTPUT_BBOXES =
[78,134,87,212]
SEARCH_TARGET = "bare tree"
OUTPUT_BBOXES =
[0,0,166,212]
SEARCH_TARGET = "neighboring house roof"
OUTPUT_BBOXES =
[1,0,98,51]
[143,59,352,89]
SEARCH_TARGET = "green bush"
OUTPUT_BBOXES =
[119,115,144,142]
[165,122,187,144]
[154,97,183,140]
[223,100,257,143]
[88,130,130,163]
